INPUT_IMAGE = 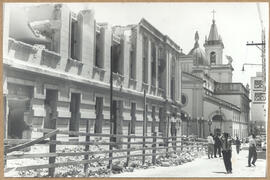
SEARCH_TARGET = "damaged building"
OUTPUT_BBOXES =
[3,4,183,140]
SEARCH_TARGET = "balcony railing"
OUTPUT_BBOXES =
[214,83,249,96]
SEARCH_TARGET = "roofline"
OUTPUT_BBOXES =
[139,18,180,53]
[182,72,204,83]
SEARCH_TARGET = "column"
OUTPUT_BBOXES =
[147,40,151,86]
[101,26,112,83]
[165,51,170,99]
[58,5,71,69]
[121,35,130,88]
[77,9,95,77]
[155,45,159,93]
[135,27,143,91]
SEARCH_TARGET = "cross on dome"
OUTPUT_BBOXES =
[212,9,216,20]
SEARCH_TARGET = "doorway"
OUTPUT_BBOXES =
[95,97,103,133]
[111,100,123,143]
[69,93,80,136]
[44,89,58,130]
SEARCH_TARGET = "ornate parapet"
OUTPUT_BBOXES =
[112,72,124,87]
[150,85,157,95]
[158,88,165,98]
[67,57,84,68]
[142,82,149,92]
[92,66,106,81]
[128,78,137,89]
[41,49,61,68]
[8,38,38,61]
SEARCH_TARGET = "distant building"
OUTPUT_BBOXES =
[250,72,266,135]
[179,17,250,138]
[3,4,183,140]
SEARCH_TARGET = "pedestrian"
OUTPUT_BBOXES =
[207,133,214,159]
[248,134,257,167]
[214,135,222,158]
[221,132,232,174]
[235,137,241,154]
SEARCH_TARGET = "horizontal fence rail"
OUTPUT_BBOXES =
[4,127,208,177]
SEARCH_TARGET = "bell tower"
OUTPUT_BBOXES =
[204,10,224,65]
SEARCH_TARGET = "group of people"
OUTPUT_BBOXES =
[207,132,257,174]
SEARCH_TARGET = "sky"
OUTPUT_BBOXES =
[6,2,269,86]
[65,2,268,86]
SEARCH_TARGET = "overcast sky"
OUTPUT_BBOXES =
[7,2,269,86]
[65,2,268,86]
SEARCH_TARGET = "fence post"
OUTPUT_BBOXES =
[152,132,157,165]
[181,137,183,151]
[126,122,131,166]
[84,119,90,175]
[108,122,114,169]
[165,136,169,157]
[48,114,57,177]
[142,136,146,165]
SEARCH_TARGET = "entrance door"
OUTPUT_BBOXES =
[69,93,80,136]
[151,106,156,133]
[95,97,103,133]
[130,102,136,134]
[8,99,30,138]
[44,89,58,130]
[111,100,123,144]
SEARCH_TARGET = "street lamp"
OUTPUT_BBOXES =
[241,63,262,71]
[184,113,188,136]
[198,116,204,138]
[201,117,205,138]
[208,119,212,133]
[197,117,200,138]
[187,114,191,137]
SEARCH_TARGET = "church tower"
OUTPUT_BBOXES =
[204,10,224,65]
[204,10,233,83]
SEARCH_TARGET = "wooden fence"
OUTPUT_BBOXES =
[4,124,207,177]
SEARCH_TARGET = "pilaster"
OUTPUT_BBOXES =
[122,35,130,88]
[101,26,112,84]
[78,9,95,77]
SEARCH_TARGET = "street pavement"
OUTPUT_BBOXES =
[111,145,267,177]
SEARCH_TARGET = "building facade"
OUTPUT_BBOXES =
[179,18,250,138]
[3,4,183,140]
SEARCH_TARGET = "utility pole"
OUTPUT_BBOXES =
[246,3,266,92]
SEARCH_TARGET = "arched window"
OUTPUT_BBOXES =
[210,51,216,64]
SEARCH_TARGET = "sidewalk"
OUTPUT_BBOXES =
[111,145,266,177]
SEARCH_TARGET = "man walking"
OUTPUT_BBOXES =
[248,134,257,167]
[207,133,214,159]
[214,135,222,157]
[235,137,241,154]
[221,132,232,174]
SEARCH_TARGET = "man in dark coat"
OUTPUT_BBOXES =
[221,133,232,174]
[214,135,222,157]
[235,137,241,154]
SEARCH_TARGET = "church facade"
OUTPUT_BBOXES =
[179,17,250,139]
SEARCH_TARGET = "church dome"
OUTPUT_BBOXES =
[188,31,209,66]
